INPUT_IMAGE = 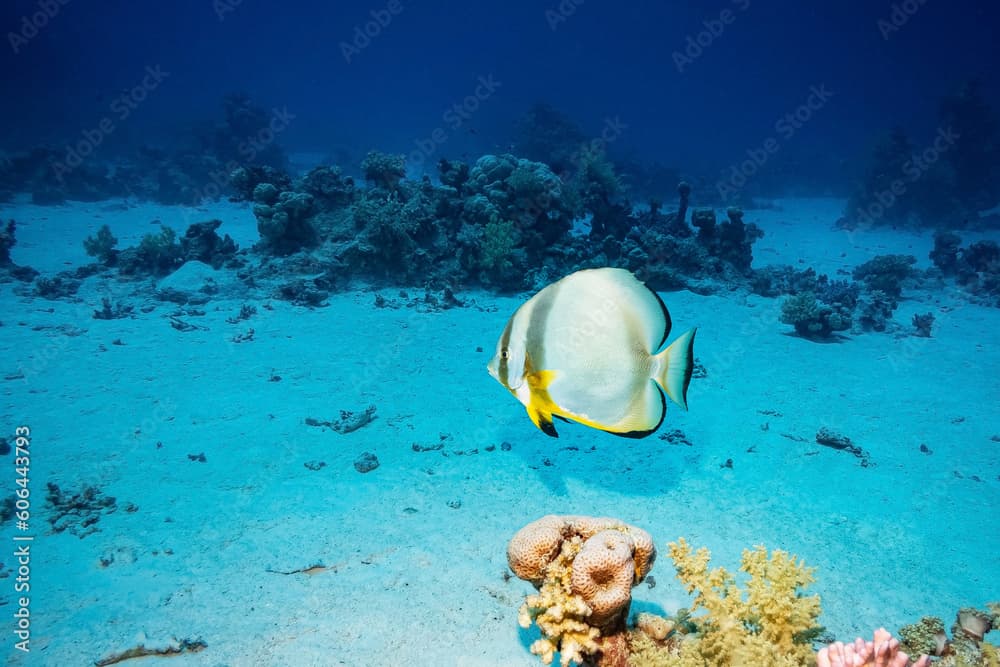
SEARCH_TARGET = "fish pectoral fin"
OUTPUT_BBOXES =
[526,369,558,390]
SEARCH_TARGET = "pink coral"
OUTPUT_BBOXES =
[816,628,930,667]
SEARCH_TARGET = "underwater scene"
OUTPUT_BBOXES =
[1,1,999,665]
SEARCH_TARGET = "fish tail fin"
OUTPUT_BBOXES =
[652,328,697,410]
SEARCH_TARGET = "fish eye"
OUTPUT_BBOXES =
[500,348,510,360]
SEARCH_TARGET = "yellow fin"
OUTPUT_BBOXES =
[525,370,560,437]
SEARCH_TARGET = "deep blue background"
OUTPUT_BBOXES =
[2,0,997,186]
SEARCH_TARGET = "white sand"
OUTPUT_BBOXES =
[0,197,997,666]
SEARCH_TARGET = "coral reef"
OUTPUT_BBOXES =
[690,207,764,273]
[253,187,317,255]
[186,147,764,295]
[509,515,655,666]
[117,227,184,276]
[1,93,291,205]
[506,521,995,667]
[954,240,1000,306]
[857,289,899,333]
[361,151,406,190]
[852,254,917,299]
[179,219,238,268]
[930,231,963,276]
[780,292,852,339]
[229,165,293,202]
[299,165,356,208]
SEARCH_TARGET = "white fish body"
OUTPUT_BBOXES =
[487,268,696,438]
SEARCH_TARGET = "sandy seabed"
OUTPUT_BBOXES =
[1,196,998,666]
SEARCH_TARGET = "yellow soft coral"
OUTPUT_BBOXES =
[518,535,601,667]
[661,538,822,667]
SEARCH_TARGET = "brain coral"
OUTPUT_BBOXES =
[570,529,637,628]
[508,515,656,666]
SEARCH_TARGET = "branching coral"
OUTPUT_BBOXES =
[83,224,119,265]
[857,289,898,332]
[253,189,317,255]
[480,217,518,274]
[851,254,917,299]
[115,227,183,276]
[780,292,852,339]
[661,538,822,667]
[361,151,406,190]
[509,515,655,666]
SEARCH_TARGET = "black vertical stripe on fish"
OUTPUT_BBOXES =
[525,280,558,371]
[497,317,513,386]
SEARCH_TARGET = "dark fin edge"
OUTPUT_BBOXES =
[646,283,672,350]
[681,328,697,408]
[605,383,667,440]
[540,416,559,438]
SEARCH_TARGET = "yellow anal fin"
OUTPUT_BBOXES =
[526,370,560,438]
[527,405,559,438]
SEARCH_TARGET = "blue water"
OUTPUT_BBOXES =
[1,1,998,665]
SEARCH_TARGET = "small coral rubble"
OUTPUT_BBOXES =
[45,482,118,538]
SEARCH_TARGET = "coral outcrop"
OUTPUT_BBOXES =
[509,515,655,666]
[780,292,852,339]
[83,224,119,266]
